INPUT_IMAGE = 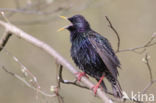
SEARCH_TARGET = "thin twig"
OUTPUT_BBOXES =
[1,12,10,23]
[141,53,156,94]
[4,49,41,89]
[144,54,153,82]
[1,66,56,97]
[56,94,64,103]
[105,16,156,54]
[55,63,64,103]
[118,34,156,53]
[58,65,89,89]
[105,16,120,52]
[142,80,156,94]
[0,31,12,51]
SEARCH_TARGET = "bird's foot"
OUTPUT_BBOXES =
[91,82,100,95]
[75,72,88,81]
[91,84,100,95]
[91,75,105,95]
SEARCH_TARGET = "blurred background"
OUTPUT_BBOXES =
[0,0,156,103]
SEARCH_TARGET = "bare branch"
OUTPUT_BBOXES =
[118,34,156,53]
[58,65,89,89]
[1,49,65,102]
[105,16,120,52]
[144,54,153,82]
[141,54,156,94]
[1,66,56,97]
[105,16,156,55]
[4,49,41,89]
[0,7,65,15]
[142,80,156,94]
[105,16,156,54]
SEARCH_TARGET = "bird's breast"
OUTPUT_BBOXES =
[70,37,102,69]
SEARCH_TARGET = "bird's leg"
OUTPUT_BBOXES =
[92,75,104,95]
[75,72,88,81]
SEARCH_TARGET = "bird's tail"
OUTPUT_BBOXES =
[112,80,123,98]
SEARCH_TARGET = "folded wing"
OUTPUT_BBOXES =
[88,32,120,79]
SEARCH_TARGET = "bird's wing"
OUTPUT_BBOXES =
[88,32,120,79]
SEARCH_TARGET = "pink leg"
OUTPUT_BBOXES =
[75,72,88,81]
[92,75,104,95]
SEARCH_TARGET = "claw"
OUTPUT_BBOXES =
[75,72,88,81]
[91,85,99,95]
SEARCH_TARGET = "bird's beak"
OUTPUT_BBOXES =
[59,16,68,21]
[57,16,72,32]
[57,25,69,32]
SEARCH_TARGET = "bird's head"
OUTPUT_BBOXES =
[58,15,90,32]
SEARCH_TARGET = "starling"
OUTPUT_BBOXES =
[58,15,123,98]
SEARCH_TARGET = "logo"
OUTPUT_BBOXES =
[131,91,154,102]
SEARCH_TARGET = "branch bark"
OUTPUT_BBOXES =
[0,20,112,103]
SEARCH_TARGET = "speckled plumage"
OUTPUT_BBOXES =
[66,15,122,97]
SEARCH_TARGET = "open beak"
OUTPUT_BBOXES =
[57,25,69,32]
[57,16,72,32]
[60,16,68,20]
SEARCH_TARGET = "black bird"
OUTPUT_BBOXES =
[58,15,123,98]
